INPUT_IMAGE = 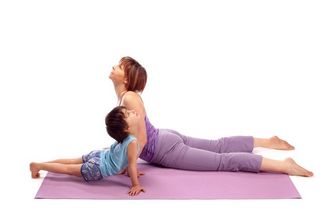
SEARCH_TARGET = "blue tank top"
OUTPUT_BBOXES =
[100,135,138,176]
[139,116,159,162]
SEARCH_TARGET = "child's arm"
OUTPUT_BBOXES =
[127,140,145,196]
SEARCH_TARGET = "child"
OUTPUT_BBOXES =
[30,106,145,196]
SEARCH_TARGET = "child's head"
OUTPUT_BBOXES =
[105,106,139,143]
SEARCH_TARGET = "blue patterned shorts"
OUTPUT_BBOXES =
[81,150,103,182]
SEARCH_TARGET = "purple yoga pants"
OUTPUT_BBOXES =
[150,129,262,172]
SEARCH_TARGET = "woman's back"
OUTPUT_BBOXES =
[120,91,159,161]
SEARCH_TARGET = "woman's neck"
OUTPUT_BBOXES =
[113,84,127,101]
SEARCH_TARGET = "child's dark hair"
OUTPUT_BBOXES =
[105,106,129,143]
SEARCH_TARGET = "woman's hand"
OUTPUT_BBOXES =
[120,168,145,177]
[128,185,145,196]
[119,168,128,175]
[137,171,145,177]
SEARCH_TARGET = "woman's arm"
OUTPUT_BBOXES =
[127,140,145,196]
[122,92,147,145]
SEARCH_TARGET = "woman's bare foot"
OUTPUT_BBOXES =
[284,158,313,177]
[268,136,295,150]
[30,162,40,178]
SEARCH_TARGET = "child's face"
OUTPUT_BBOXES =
[123,109,140,133]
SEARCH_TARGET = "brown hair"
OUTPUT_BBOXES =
[105,106,129,143]
[120,56,147,92]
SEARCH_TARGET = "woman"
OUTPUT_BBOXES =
[109,56,313,177]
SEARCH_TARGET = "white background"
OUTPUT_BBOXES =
[0,0,319,212]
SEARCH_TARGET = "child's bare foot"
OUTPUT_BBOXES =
[30,162,40,178]
[268,136,295,150]
[285,158,313,177]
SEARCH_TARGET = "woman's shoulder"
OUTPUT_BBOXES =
[123,91,144,103]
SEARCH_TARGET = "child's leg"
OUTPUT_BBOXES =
[30,162,82,178]
[260,157,313,177]
[254,136,294,150]
[45,157,83,164]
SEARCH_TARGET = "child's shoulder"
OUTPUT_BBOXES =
[123,134,137,144]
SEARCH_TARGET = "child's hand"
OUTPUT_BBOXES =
[128,185,145,196]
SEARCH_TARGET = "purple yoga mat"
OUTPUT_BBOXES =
[35,163,301,199]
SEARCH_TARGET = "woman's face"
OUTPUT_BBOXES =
[109,64,126,84]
